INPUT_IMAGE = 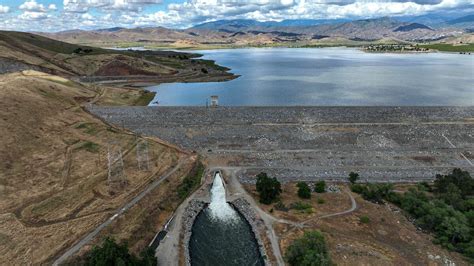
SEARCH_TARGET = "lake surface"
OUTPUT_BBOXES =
[148,48,473,106]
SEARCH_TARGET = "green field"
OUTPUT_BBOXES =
[420,43,474,52]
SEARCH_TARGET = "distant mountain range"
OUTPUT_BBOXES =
[39,16,472,48]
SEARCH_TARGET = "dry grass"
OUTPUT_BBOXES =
[244,183,469,266]
[243,182,351,222]
[0,72,183,264]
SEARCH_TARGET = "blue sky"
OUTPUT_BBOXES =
[0,0,472,32]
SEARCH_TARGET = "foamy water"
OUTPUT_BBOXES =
[208,172,238,222]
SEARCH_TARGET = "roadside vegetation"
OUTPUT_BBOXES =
[349,168,474,261]
[177,161,204,199]
[256,172,282,204]
[83,237,157,266]
[285,230,332,266]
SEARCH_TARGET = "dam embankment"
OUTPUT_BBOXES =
[90,106,474,182]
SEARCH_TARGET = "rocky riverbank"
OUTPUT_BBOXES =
[182,199,207,266]
[231,198,270,265]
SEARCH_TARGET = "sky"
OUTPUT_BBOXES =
[0,0,472,32]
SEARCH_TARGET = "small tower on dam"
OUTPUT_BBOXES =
[210,95,219,107]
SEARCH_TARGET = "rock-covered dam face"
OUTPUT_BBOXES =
[90,106,474,182]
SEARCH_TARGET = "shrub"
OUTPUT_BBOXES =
[359,216,370,224]
[290,201,313,213]
[434,168,473,198]
[274,201,289,212]
[351,183,395,204]
[314,181,326,193]
[297,182,311,199]
[177,161,204,199]
[78,141,99,153]
[285,231,332,266]
[351,169,474,260]
[85,237,157,266]
[317,198,325,204]
[256,172,282,205]
[348,172,359,184]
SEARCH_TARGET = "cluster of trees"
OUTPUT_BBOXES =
[285,230,332,266]
[85,238,156,266]
[350,183,398,204]
[296,181,326,199]
[256,172,282,204]
[350,169,474,260]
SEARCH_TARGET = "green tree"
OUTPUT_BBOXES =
[256,172,282,204]
[348,172,359,184]
[441,183,465,211]
[297,182,311,199]
[434,168,473,198]
[314,181,326,193]
[285,231,331,266]
[349,169,474,260]
[85,237,157,266]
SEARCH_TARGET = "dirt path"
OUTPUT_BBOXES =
[216,166,359,266]
[298,188,357,226]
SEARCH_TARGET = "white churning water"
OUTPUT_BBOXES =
[208,172,238,222]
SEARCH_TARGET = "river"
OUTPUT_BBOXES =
[189,173,264,266]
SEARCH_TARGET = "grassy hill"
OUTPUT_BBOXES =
[0,70,196,264]
[0,30,235,83]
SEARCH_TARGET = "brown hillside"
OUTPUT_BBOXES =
[0,71,186,264]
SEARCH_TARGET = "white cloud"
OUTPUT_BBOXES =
[63,0,163,13]
[81,13,94,19]
[0,5,10,14]
[154,0,474,27]
[1,0,472,31]
[19,0,47,12]
[19,11,50,20]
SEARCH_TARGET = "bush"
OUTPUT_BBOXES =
[290,201,312,211]
[351,169,474,260]
[314,181,326,193]
[348,172,359,184]
[274,201,289,212]
[434,168,473,198]
[177,161,204,199]
[317,198,325,204]
[351,183,395,204]
[297,182,311,199]
[285,231,332,266]
[85,237,157,266]
[256,172,282,205]
[359,216,370,224]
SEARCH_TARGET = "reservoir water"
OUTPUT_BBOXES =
[189,173,264,266]
[148,48,473,106]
